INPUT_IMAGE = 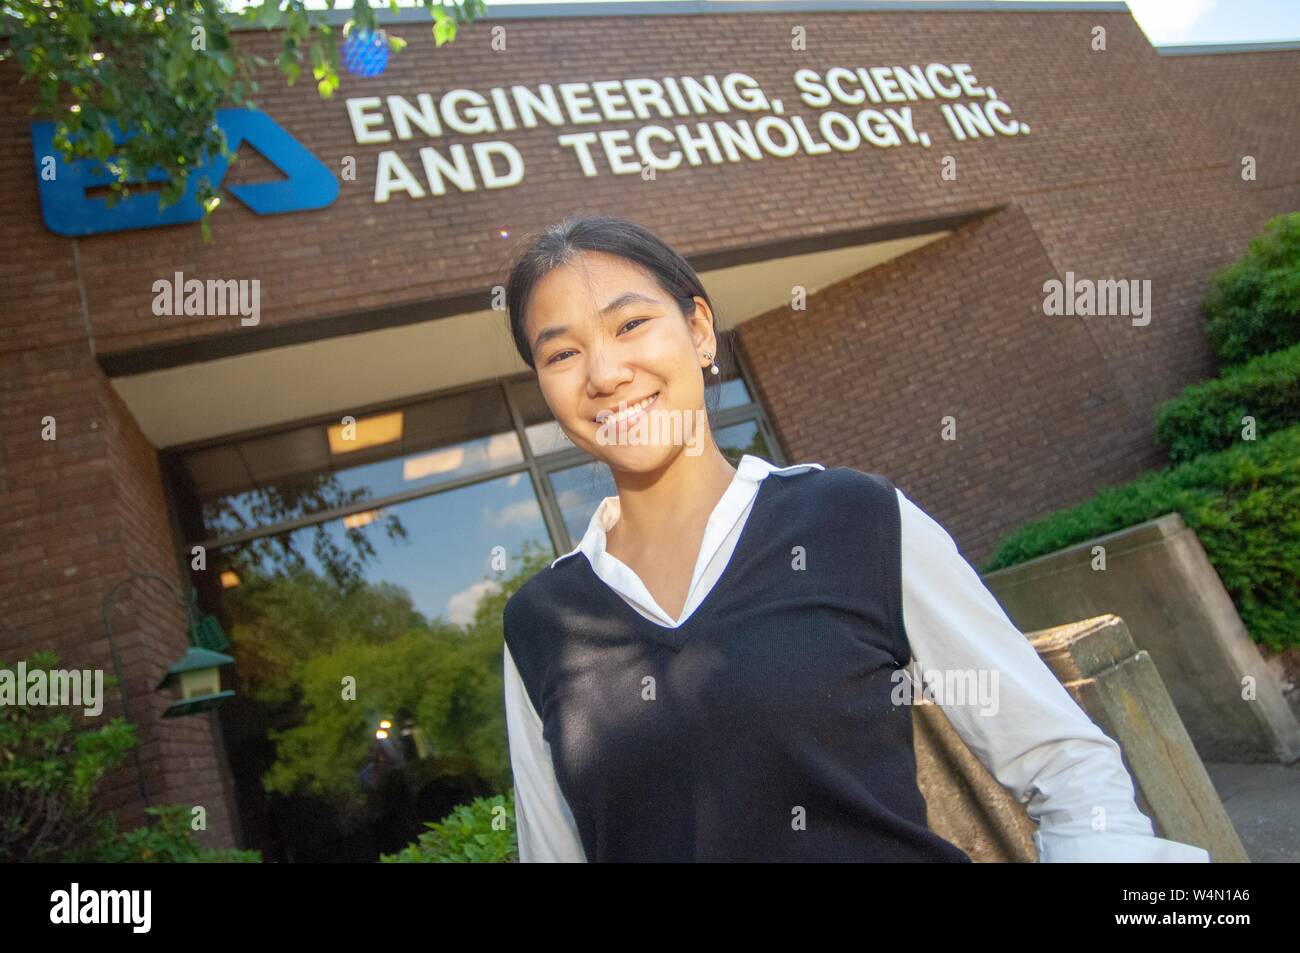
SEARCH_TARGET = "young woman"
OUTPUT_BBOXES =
[499,214,1210,864]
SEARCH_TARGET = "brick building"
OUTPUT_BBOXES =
[1,1,1296,859]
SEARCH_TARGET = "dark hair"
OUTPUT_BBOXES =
[503,215,730,402]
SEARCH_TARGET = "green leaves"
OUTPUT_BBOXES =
[432,5,457,46]
[1203,212,1300,366]
[91,128,114,160]
[88,806,262,863]
[277,44,301,85]
[1153,340,1300,464]
[307,25,341,98]
[309,36,326,77]
[0,648,139,862]
[164,45,189,86]
[257,0,283,30]
[379,792,519,863]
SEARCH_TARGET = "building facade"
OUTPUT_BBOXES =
[1,2,1297,858]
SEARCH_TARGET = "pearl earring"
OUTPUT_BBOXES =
[702,351,719,375]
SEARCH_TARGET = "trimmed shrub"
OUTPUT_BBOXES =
[1154,340,1300,465]
[1203,211,1300,366]
[380,789,518,862]
[981,425,1300,652]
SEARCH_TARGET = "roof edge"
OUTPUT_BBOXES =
[229,0,1133,32]
[1156,39,1300,56]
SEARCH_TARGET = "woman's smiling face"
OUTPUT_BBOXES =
[525,250,716,471]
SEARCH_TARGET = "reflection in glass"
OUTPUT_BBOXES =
[202,431,523,539]
[508,378,573,456]
[218,471,548,626]
[327,411,404,455]
[714,420,771,467]
[548,460,617,546]
[524,419,573,455]
[716,376,751,409]
[208,471,557,863]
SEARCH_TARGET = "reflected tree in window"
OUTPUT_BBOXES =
[206,472,408,589]
[219,536,554,841]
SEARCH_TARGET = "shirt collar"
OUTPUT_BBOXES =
[549,454,825,570]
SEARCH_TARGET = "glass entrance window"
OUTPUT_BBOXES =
[214,471,549,627]
[548,460,617,544]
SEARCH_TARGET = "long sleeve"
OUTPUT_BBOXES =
[895,487,1211,863]
[502,641,588,862]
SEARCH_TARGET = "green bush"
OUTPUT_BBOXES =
[0,649,137,862]
[1203,211,1300,367]
[1154,341,1300,465]
[85,805,261,863]
[981,425,1300,652]
[380,789,518,863]
[0,649,261,862]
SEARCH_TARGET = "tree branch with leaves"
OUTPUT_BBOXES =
[2,0,487,238]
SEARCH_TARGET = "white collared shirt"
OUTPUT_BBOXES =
[503,454,1211,863]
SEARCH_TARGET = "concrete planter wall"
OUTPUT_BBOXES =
[982,513,1300,764]
[915,615,1248,863]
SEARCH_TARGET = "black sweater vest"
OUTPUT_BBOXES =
[504,465,972,862]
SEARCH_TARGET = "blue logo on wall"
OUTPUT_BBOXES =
[342,30,390,77]
[31,109,339,237]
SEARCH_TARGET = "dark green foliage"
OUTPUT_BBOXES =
[1154,341,1300,465]
[981,426,1300,652]
[85,804,261,862]
[1,649,261,861]
[380,789,518,863]
[1202,212,1300,366]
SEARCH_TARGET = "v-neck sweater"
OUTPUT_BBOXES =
[503,456,1212,863]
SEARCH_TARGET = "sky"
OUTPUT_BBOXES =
[1085,0,1299,44]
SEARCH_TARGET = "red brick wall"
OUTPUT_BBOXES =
[0,343,236,848]
[2,13,1293,357]
[1159,49,1300,206]
[102,380,239,847]
[1157,49,1300,320]
[3,9,1286,353]
[739,202,1151,562]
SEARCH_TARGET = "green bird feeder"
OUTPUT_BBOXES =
[157,646,236,718]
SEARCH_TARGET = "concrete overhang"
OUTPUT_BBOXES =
[107,210,992,448]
